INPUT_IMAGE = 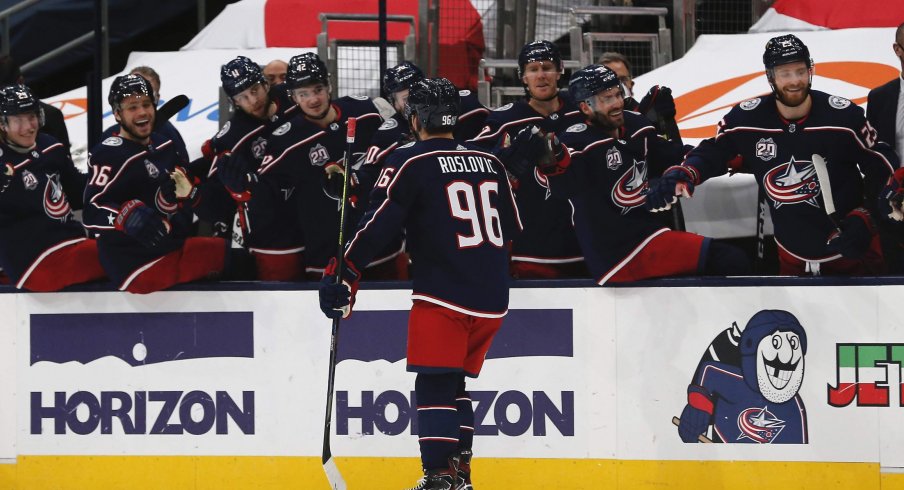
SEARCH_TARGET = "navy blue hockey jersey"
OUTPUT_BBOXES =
[254,96,387,272]
[83,133,191,283]
[346,138,522,316]
[469,96,585,264]
[683,90,897,260]
[0,134,87,282]
[550,111,689,281]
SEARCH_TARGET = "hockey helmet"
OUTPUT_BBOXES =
[383,61,425,95]
[404,77,460,131]
[108,74,155,110]
[518,40,563,77]
[286,52,330,90]
[0,84,43,127]
[763,34,812,70]
[221,56,266,97]
[739,309,808,395]
[568,64,620,102]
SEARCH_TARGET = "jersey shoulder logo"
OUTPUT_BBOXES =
[566,123,587,133]
[755,137,777,161]
[740,98,761,111]
[493,103,514,112]
[379,118,398,130]
[350,95,370,101]
[273,122,291,137]
[398,141,416,149]
[309,143,330,167]
[102,136,122,146]
[216,121,231,139]
[459,90,471,96]
[828,96,851,109]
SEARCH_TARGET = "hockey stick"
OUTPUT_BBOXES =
[671,416,713,443]
[812,153,840,227]
[658,113,687,232]
[321,117,357,490]
[154,94,189,130]
[754,187,768,274]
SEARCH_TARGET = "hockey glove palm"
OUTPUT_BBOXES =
[678,384,713,443]
[644,165,696,212]
[879,167,904,221]
[323,160,360,206]
[826,208,874,259]
[536,132,571,176]
[495,125,547,179]
[114,199,171,248]
[638,85,677,120]
[218,152,257,201]
[319,257,361,319]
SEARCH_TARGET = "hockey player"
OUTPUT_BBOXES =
[0,84,105,291]
[542,65,748,283]
[645,34,897,275]
[84,74,228,293]
[194,56,297,242]
[469,40,586,278]
[218,52,394,280]
[319,77,522,490]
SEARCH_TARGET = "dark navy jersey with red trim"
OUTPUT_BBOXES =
[469,96,585,264]
[454,89,489,141]
[83,133,191,283]
[254,96,388,271]
[550,111,689,279]
[102,121,188,163]
[346,138,522,316]
[0,133,87,282]
[683,90,897,260]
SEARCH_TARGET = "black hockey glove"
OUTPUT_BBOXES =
[217,152,256,202]
[644,165,697,212]
[536,132,571,176]
[0,163,13,193]
[826,208,875,259]
[114,199,171,248]
[879,167,904,221]
[319,257,361,320]
[638,85,676,120]
[678,384,713,443]
[494,125,547,179]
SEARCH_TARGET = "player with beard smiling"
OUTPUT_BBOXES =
[540,65,748,284]
[645,34,898,276]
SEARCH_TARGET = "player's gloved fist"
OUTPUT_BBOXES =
[826,208,875,259]
[217,152,257,201]
[0,163,13,193]
[495,125,546,179]
[644,165,697,212]
[114,199,171,248]
[879,167,904,221]
[536,132,571,176]
[638,85,676,120]
[678,384,713,443]
[319,257,361,320]
[323,161,360,203]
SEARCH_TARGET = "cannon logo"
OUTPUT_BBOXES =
[335,309,575,437]
[29,312,255,435]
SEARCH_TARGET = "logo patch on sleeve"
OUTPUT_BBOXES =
[272,122,291,136]
[566,123,587,133]
[379,118,398,130]
[740,98,761,111]
[102,137,122,146]
[216,121,231,139]
[493,103,514,111]
[350,95,370,100]
[459,90,471,96]
[828,96,851,109]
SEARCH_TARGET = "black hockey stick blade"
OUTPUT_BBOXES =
[154,94,189,130]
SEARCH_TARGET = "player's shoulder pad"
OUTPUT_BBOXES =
[565,122,587,133]
[337,95,379,117]
[397,141,416,150]
[271,121,292,137]
[35,132,63,151]
[724,95,768,124]
[622,111,656,134]
[492,102,514,112]
[215,120,231,139]
[102,136,123,147]
[378,117,400,130]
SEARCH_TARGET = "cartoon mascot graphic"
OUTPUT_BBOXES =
[674,309,809,444]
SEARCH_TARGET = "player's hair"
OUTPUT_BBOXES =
[597,52,632,77]
[896,22,904,46]
[130,66,161,91]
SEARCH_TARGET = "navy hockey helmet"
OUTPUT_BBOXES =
[518,40,563,77]
[286,52,330,90]
[739,309,808,394]
[404,77,460,131]
[763,34,812,70]
[221,56,266,97]
[0,84,43,126]
[108,74,155,110]
[568,64,620,102]
[383,61,425,95]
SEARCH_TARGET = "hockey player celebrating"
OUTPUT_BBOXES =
[645,34,898,275]
[543,65,749,283]
[319,78,522,490]
[218,52,395,280]
[84,74,229,293]
[470,40,586,278]
[0,84,105,291]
